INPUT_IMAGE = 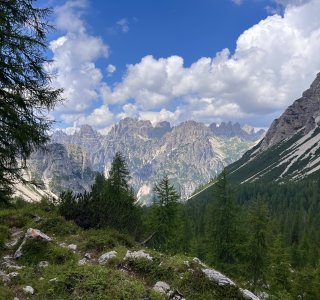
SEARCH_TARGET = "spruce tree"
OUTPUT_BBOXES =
[150,175,180,251]
[208,169,238,273]
[108,152,130,193]
[247,197,269,292]
[0,0,62,198]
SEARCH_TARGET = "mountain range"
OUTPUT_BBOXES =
[14,119,265,204]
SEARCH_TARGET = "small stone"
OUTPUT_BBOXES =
[32,214,42,222]
[78,258,87,266]
[84,252,91,259]
[49,277,58,282]
[98,251,117,265]
[68,244,77,251]
[38,261,49,268]
[59,242,67,248]
[192,257,207,267]
[153,281,171,294]
[124,250,153,261]
[14,297,19,300]
[23,285,34,294]
[8,272,19,278]
[240,288,260,300]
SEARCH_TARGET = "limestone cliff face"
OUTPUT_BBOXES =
[260,72,320,151]
[45,119,263,204]
[28,143,96,195]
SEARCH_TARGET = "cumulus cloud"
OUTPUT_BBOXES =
[106,64,116,76]
[106,0,320,127]
[49,0,109,115]
[52,0,320,130]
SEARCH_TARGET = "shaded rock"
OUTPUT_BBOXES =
[192,257,207,268]
[59,242,67,248]
[23,285,34,294]
[32,214,42,222]
[124,250,153,261]
[0,271,9,283]
[38,261,49,268]
[8,271,19,278]
[78,258,87,266]
[5,229,24,249]
[98,251,117,265]
[14,228,52,259]
[153,281,185,300]
[84,252,91,259]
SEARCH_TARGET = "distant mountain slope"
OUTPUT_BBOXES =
[227,72,320,184]
[27,143,97,195]
[50,119,263,204]
[22,119,264,204]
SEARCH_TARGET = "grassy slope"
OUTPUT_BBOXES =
[0,201,248,300]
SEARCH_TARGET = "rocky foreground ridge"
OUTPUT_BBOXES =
[19,119,264,204]
[0,202,260,299]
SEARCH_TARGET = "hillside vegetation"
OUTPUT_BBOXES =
[0,199,255,300]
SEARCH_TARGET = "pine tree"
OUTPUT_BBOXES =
[0,0,62,198]
[247,197,269,292]
[108,152,130,194]
[106,152,141,235]
[207,169,238,273]
[149,175,180,251]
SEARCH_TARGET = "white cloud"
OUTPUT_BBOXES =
[50,0,109,114]
[102,0,320,127]
[52,0,320,130]
[117,103,140,120]
[274,0,312,7]
[116,18,129,33]
[106,64,116,76]
[78,105,114,128]
[139,108,182,125]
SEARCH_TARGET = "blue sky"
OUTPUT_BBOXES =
[46,0,320,133]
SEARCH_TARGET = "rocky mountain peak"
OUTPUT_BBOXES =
[260,72,320,151]
[79,124,95,133]
[209,121,264,141]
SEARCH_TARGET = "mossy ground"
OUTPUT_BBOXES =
[0,200,247,299]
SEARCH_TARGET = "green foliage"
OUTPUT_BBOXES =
[206,170,239,273]
[38,216,79,237]
[19,239,76,266]
[59,153,142,237]
[180,269,243,300]
[0,0,62,195]
[145,175,180,252]
[0,224,9,252]
[246,198,269,291]
[81,228,134,253]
